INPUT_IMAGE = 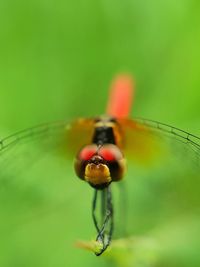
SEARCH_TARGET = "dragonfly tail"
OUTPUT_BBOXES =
[106,74,134,118]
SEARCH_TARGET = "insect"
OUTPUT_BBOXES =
[0,75,200,256]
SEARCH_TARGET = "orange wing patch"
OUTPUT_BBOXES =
[61,118,95,157]
[116,119,168,166]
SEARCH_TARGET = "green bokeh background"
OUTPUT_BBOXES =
[0,1,200,267]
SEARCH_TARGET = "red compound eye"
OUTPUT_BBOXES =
[99,149,115,161]
[79,145,97,161]
[99,145,123,162]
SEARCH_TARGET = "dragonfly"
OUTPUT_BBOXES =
[0,75,200,256]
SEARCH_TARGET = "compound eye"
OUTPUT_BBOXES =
[99,144,123,162]
[78,145,98,161]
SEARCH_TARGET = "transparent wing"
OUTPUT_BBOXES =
[0,118,96,182]
[135,117,200,158]
[0,121,67,153]
[0,118,97,156]
[116,117,200,170]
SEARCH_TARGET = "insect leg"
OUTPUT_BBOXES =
[92,189,100,233]
[95,186,113,256]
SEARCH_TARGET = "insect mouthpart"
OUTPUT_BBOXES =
[89,155,105,165]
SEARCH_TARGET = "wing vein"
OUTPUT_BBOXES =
[135,118,200,150]
[0,121,68,153]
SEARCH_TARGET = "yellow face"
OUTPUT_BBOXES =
[85,163,112,187]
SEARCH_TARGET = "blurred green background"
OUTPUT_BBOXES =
[0,0,200,267]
